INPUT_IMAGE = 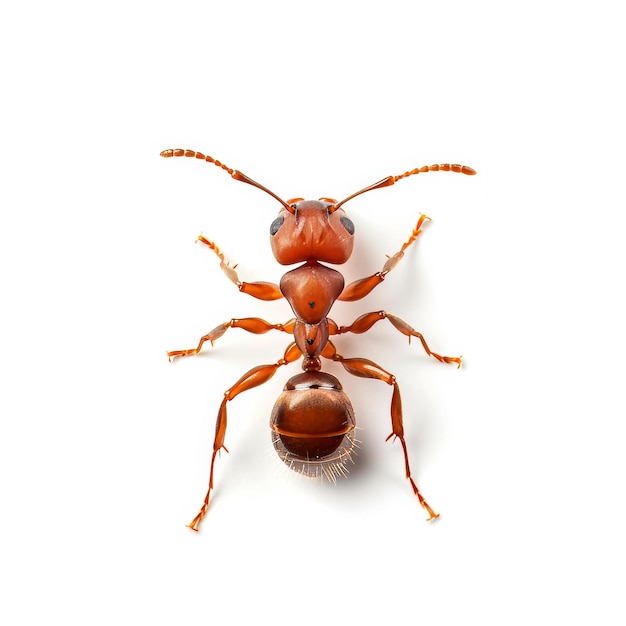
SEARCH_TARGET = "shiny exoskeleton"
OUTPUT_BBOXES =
[161,148,475,531]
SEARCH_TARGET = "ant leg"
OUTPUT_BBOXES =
[321,342,439,521]
[188,342,301,531]
[331,311,461,367]
[338,214,430,302]
[196,235,283,300]
[168,317,295,361]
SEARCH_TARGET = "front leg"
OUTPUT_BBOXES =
[338,214,430,302]
[197,235,283,301]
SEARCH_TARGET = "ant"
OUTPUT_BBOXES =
[161,148,475,531]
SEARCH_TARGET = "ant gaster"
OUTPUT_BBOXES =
[161,148,475,531]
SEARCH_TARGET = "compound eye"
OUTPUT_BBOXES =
[270,215,285,236]
[340,215,355,235]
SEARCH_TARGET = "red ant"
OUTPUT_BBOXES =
[161,148,475,531]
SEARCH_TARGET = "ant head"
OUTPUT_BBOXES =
[269,200,355,266]
[160,150,475,268]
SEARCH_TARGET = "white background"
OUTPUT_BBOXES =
[2,1,625,623]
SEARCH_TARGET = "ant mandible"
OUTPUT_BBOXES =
[161,148,476,531]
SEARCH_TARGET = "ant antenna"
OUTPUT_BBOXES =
[160,149,295,213]
[331,163,476,212]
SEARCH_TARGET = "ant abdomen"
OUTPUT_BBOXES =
[270,371,356,481]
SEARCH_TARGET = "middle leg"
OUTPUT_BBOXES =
[331,311,461,367]
[168,317,295,361]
